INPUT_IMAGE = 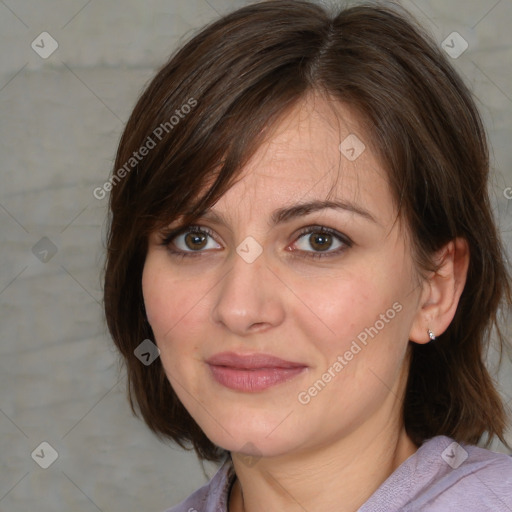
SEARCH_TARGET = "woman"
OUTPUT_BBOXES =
[104,1,512,510]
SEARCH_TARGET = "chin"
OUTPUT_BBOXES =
[200,415,307,458]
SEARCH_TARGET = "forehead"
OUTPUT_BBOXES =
[217,93,394,220]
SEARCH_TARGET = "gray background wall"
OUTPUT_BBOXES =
[1,0,511,511]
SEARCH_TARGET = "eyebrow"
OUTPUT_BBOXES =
[198,199,378,227]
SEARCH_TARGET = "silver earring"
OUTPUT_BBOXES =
[427,328,436,342]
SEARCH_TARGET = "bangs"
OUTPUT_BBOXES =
[110,1,331,238]
[142,85,311,237]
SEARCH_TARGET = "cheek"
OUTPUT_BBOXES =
[290,269,378,346]
[141,255,212,366]
[143,255,194,334]
[141,260,171,333]
[295,259,411,365]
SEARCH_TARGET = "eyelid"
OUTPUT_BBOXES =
[159,224,214,247]
[294,225,352,245]
[290,225,353,256]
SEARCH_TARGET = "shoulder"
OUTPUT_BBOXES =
[406,436,512,511]
[360,435,512,512]
[163,458,235,512]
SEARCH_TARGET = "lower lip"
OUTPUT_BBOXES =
[208,365,307,392]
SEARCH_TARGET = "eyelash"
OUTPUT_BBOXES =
[159,224,353,260]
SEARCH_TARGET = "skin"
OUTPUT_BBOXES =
[142,92,469,512]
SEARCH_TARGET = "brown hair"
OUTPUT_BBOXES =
[104,0,512,462]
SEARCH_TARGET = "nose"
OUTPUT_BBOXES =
[210,247,286,336]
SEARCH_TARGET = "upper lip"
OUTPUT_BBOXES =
[206,352,307,369]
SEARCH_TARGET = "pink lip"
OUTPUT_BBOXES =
[206,352,308,392]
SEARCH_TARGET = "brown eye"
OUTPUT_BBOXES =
[308,232,333,252]
[292,226,352,259]
[184,232,208,251]
[166,226,222,255]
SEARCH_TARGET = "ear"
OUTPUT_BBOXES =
[409,237,470,344]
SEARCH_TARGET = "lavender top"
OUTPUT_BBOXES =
[164,435,512,512]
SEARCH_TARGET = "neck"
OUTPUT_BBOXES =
[228,402,418,512]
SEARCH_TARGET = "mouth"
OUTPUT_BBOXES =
[206,352,308,392]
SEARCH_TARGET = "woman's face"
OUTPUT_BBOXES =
[142,94,424,458]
